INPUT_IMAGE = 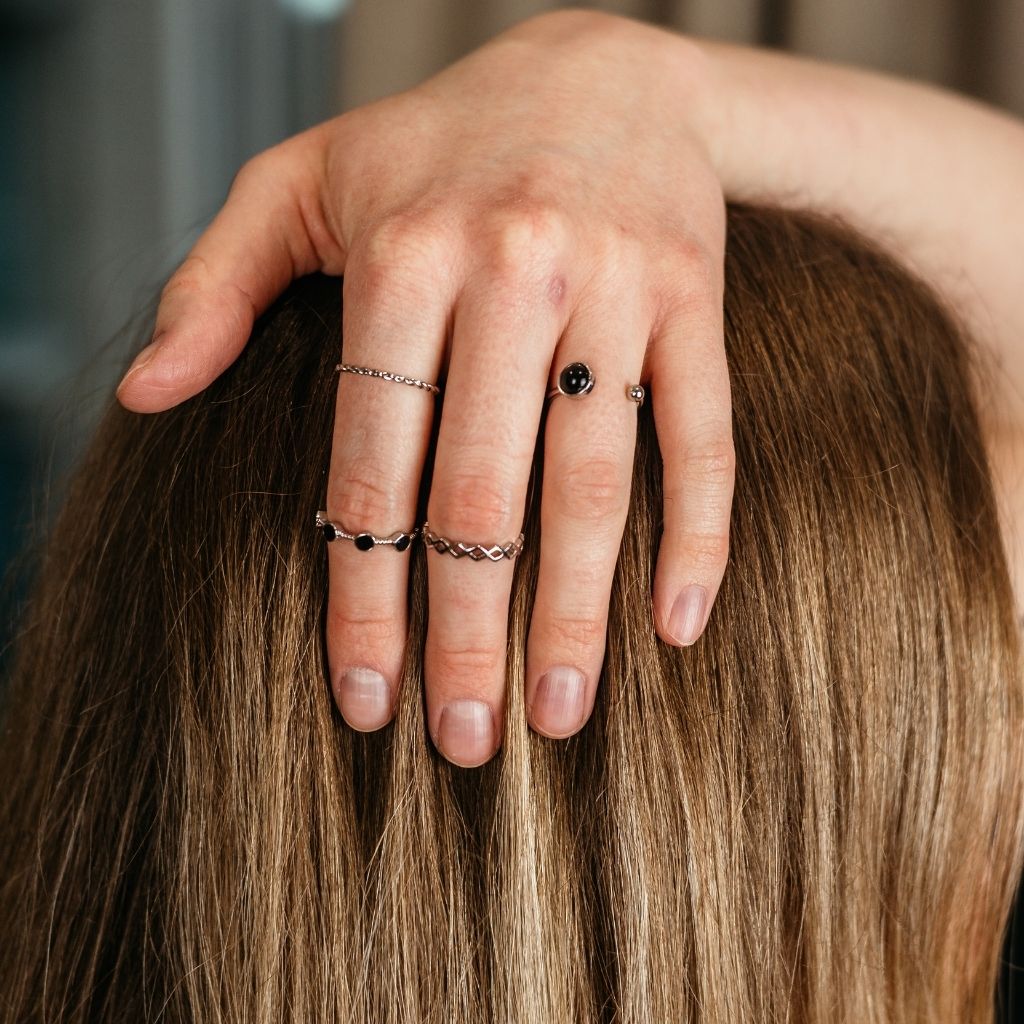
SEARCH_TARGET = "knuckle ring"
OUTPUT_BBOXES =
[420,521,525,562]
[315,511,416,552]
[546,360,644,406]
[335,362,441,396]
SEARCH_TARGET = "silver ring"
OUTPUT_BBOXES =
[315,511,416,551]
[420,521,524,562]
[335,362,441,395]
[546,361,643,406]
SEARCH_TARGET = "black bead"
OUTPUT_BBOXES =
[354,533,375,551]
[393,533,411,552]
[559,362,593,396]
[322,523,337,542]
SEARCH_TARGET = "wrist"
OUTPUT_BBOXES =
[504,10,715,124]
[505,7,702,75]
[521,11,723,158]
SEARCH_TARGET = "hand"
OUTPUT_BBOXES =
[115,9,734,766]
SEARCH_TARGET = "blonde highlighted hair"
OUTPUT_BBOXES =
[1,206,1022,1022]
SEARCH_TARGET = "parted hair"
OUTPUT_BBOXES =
[1,206,1022,1023]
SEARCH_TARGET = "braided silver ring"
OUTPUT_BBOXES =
[335,362,441,395]
[315,511,416,552]
[420,521,524,562]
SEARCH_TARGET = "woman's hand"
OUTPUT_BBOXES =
[116,9,734,766]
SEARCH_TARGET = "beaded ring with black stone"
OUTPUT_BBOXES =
[314,511,415,552]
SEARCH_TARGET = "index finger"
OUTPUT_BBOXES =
[116,128,343,413]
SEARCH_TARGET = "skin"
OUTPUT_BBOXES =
[116,9,1024,766]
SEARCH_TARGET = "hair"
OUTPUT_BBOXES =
[0,205,1022,1023]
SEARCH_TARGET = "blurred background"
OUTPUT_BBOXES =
[1,0,1023,620]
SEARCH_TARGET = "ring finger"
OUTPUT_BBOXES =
[525,290,649,738]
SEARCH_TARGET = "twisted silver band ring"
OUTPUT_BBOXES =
[546,360,644,406]
[315,511,416,552]
[420,521,525,562]
[335,362,441,395]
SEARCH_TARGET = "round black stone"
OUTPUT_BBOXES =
[322,523,338,542]
[393,533,411,552]
[559,362,593,396]
[354,533,375,551]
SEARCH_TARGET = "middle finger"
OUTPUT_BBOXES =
[424,244,572,767]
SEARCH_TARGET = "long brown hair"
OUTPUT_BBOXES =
[1,206,1021,1023]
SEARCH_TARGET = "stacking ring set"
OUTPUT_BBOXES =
[315,360,645,561]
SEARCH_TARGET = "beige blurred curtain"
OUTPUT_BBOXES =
[339,0,1024,117]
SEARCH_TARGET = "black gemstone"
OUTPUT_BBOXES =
[322,523,337,542]
[354,533,375,551]
[393,533,411,552]
[559,362,593,396]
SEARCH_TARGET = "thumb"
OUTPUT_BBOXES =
[117,132,344,413]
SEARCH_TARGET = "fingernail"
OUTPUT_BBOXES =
[118,335,164,387]
[437,700,495,767]
[337,667,392,731]
[531,666,587,737]
[667,584,708,646]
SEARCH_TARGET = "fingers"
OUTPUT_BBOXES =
[525,299,647,739]
[648,267,734,650]
[324,217,458,732]
[424,255,568,767]
[117,129,342,413]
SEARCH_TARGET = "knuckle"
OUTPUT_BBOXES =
[676,529,731,571]
[161,255,210,302]
[659,234,720,306]
[326,603,403,647]
[430,469,519,538]
[362,209,446,265]
[544,614,606,652]
[666,233,715,276]
[481,199,569,282]
[356,210,449,295]
[676,435,736,487]
[328,458,405,527]
[229,150,275,195]
[431,639,503,682]
[551,454,628,522]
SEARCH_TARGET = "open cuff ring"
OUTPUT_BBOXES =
[546,361,644,406]
[315,511,416,551]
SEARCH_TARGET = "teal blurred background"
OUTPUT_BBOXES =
[1,0,346,631]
